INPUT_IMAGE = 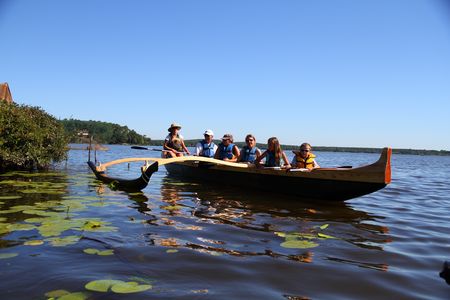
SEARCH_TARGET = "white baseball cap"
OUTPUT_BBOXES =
[204,129,214,136]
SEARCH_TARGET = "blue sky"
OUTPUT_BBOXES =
[1,0,449,150]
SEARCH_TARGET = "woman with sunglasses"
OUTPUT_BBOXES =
[291,143,320,169]
[238,134,261,163]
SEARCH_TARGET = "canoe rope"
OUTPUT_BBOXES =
[141,164,151,183]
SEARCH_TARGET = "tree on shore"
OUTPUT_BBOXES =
[0,102,69,170]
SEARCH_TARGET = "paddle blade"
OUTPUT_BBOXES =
[131,146,149,150]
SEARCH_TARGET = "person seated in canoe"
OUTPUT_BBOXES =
[163,123,190,158]
[291,143,320,170]
[195,129,218,157]
[214,134,240,162]
[254,137,291,168]
[237,134,262,163]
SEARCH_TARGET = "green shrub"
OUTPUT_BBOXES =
[0,102,69,170]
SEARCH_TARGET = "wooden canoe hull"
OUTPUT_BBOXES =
[164,148,392,201]
[87,161,158,191]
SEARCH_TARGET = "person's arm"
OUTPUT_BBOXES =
[163,139,176,153]
[195,142,202,156]
[228,145,240,162]
[281,152,291,168]
[255,148,262,159]
[181,140,190,155]
[237,148,244,162]
[290,155,297,168]
[214,147,221,159]
[254,150,267,167]
[313,159,320,168]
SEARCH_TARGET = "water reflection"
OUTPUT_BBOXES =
[154,175,392,268]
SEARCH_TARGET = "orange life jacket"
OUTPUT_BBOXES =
[295,153,316,169]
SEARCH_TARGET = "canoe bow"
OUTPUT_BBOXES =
[87,160,158,191]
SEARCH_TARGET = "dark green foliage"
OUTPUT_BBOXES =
[60,119,151,145]
[0,102,69,170]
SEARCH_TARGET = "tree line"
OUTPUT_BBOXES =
[146,140,450,156]
[60,119,151,145]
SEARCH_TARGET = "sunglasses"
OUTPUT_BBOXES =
[300,149,310,152]
[246,139,254,142]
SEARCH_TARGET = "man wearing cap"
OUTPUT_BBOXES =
[214,134,240,162]
[164,123,190,157]
[195,129,218,157]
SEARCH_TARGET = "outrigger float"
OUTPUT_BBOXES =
[87,147,392,201]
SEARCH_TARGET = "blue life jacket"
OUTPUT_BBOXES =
[200,140,215,158]
[265,151,280,167]
[218,143,235,160]
[241,146,258,163]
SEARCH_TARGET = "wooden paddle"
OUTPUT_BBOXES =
[131,145,187,155]
[97,155,249,171]
[131,146,151,150]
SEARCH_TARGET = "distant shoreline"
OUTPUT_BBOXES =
[142,140,450,156]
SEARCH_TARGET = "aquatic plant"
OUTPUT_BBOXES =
[276,224,336,249]
[84,279,152,294]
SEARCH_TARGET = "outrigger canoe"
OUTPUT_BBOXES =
[87,147,391,201]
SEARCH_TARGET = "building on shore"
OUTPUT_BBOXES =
[0,83,13,104]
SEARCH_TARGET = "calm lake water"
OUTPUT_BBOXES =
[1,145,449,299]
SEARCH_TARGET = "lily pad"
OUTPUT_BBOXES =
[319,224,329,230]
[82,220,101,229]
[0,195,22,200]
[6,223,37,231]
[110,281,152,294]
[24,217,51,223]
[81,220,117,233]
[0,208,23,214]
[281,240,319,249]
[45,289,70,298]
[83,248,114,256]
[166,249,178,253]
[83,248,99,255]
[0,224,9,234]
[317,233,335,239]
[97,249,114,256]
[22,209,60,217]
[46,235,81,247]
[0,253,18,259]
[58,291,90,300]
[24,240,44,246]
[85,279,123,292]
[23,189,65,195]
